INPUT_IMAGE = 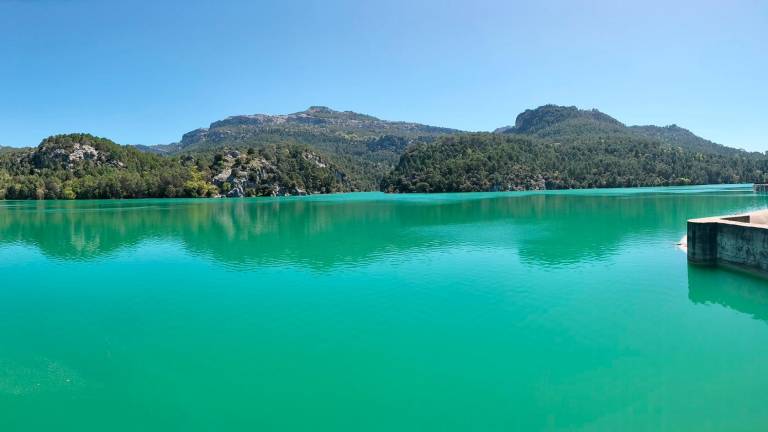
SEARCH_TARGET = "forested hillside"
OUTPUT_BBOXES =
[143,106,459,187]
[0,134,358,199]
[1,105,764,199]
[0,134,199,199]
[629,124,753,157]
[382,106,768,192]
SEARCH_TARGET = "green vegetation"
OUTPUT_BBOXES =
[1,105,765,199]
[195,144,358,197]
[0,134,358,200]
[0,134,206,200]
[629,124,755,157]
[159,106,457,188]
[382,105,768,192]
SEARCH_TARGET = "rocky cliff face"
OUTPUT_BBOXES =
[134,106,461,190]
[31,134,125,170]
[209,148,352,197]
[177,106,459,150]
[494,105,624,135]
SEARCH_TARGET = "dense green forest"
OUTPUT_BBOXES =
[382,106,768,192]
[1,105,765,199]
[0,134,200,199]
[380,133,768,192]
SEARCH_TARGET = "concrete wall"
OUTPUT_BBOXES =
[688,210,768,274]
[687,220,718,264]
[717,223,768,273]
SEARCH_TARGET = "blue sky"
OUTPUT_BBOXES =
[1,0,766,150]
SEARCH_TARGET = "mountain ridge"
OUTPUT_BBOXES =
[1,104,765,199]
[381,105,767,193]
[147,104,750,159]
[169,106,460,151]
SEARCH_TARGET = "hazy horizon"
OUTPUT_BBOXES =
[1,0,765,150]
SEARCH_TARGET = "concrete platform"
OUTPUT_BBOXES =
[688,209,768,275]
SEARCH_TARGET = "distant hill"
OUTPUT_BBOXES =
[175,106,458,150]
[132,143,181,155]
[495,105,757,158]
[628,124,755,157]
[2,105,765,199]
[0,134,201,199]
[0,134,357,199]
[382,105,768,192]
[494,105,624,135]
[0,146,22,155]
[138,106,461,189]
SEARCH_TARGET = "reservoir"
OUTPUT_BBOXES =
[1,185,768,431]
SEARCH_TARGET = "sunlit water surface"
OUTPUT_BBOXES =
[2,185,768,431]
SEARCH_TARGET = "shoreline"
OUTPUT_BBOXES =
[0,183,756,203]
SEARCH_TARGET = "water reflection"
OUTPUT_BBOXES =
[0,187,765,270]
[688,265,768,322]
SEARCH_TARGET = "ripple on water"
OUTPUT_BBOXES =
[0,357,83,396]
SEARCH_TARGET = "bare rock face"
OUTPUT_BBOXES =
[66,143,100,162]
[226,182,245,198]
[208,148,346,197]
[301,151,327,168]
[48,143,100,165]
[177,106,460,149]
[211,153,282,197]
[33,138,123,170]
[213,168,232,183]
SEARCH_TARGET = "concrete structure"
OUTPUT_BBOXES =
[688,210,768,274]
[754,184,768,193]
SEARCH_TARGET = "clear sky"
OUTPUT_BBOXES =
[1,0,766,150]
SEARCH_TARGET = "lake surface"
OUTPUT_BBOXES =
[2,185,768,431]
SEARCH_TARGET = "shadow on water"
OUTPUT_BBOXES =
[688,264,768,322]
[0,186,765,270]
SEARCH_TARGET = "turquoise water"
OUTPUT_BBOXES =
[1,185,768,431]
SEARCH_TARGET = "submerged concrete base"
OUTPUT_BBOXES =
[688,210,768,274]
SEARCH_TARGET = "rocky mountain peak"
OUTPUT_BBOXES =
[33,133,124,169]
[305,106,335,114]
[510,105,624,134]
